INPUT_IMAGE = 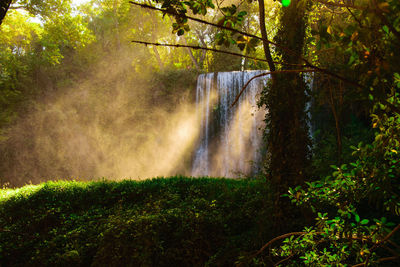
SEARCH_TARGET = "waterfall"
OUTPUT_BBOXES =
[192,70,268,177]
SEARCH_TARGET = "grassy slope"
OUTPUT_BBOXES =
[0,177,273,266]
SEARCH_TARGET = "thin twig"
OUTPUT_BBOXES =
[274,254,294,266]
[352,224,400,267]
[346,6,363,28]
[236,231,310,267]
[254,231,308,257]
[372,224,400,250]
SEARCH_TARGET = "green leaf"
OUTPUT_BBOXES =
[382,25,389,34]
[360,219,369,225]
[348,54,356,65]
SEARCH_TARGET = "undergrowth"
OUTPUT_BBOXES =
[0,176,272,266]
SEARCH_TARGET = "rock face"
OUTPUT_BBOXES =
[192,71,268,177]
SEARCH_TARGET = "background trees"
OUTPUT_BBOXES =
[0,0,203,185]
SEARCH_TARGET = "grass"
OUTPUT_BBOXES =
[0,176,273,266]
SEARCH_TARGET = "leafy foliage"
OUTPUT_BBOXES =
[259,0,400,264]
[0,177,273,266]
[272,96,400,266]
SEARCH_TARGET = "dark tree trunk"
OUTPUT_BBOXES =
[259,0,311,230]
[0,0,12,25]
[258,0,275,72]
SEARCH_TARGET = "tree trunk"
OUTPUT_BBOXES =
[182,36,200,70]
[152,45,164,69]
[259,0,311,230]
[258,0,275,72]
[0,0,12,25]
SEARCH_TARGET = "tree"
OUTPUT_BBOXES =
[260,0,312,230]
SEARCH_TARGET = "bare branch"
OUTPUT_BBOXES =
[346,6,364,28]
[254,231,309,257]
[131,40,271,63]
[352,224,400,267]
[231,70,320,108]
[131,40,305,67]
[236,231,313,267]
[274,254,295,266]
[372,224,400,250]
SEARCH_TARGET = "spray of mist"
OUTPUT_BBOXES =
[0,50,202,186]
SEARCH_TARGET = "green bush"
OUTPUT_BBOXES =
[0,177,273,266]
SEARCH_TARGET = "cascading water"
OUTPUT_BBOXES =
[192,70,268,177]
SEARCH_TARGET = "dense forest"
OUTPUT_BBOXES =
[1,0,400,266]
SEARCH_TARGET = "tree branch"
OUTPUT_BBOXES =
[373,224,400,250]
[254,231,309,257]
[346,6,364,28]
[231,69,320,108]
[352,224,400,267]
[274,254,294,266]
[250,226,400,266]
[131,40,271,63]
